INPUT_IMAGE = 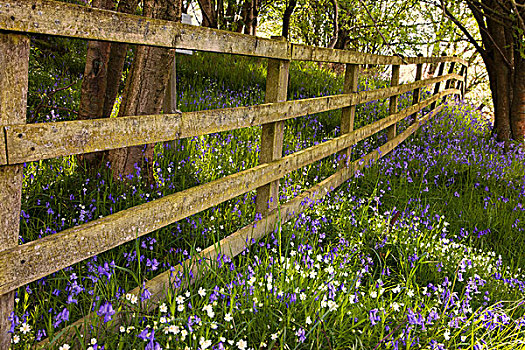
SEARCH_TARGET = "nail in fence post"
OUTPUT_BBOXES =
[430,53,447,110]
[387,64,400,141]
[0,33,30,348]
[255,36,290,215]
[409,54,424,124]
[338,63,359,167]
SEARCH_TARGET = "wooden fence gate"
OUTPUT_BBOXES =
[0,0,466,347]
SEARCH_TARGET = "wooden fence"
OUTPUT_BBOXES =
[0,0,467,347]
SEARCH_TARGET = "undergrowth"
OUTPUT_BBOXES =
[10,50,525,349]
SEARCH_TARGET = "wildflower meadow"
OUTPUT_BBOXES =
[11,51,525,350]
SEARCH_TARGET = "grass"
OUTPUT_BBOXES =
[10,50,525,349]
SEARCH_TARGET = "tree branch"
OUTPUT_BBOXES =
[196,0,214,27]
[467,0,513,28]
[440,1,486,57]
[510,0,525,34]
[466,1,513,69]
[478,24,514,68]
[327,0,339,49]
[281,0,297,39]
[356,0,399,57]
[470,0,512,19]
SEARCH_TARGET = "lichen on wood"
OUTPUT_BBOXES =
[5,74,463,165]
[0,0,466,67]
[256,40,289,215]
[291,44,467,66]
[0,32,29,349]
[0,0,288,59]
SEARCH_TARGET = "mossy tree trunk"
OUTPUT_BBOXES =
[108,0,182,182]
[77,0,140,171]
[76,0,113,171]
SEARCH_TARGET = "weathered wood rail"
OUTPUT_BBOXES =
[0,0,467,348]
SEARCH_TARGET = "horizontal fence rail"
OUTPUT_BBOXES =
[0,0,468,347]
[0,0,466,65]
[0,89,459,296]
[4,73,463,165]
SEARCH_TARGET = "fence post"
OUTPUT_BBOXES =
[338,63,359,167]
[163,55,177,114]
[386,64,400,141]
[0,33,30,348]
[456,65,466,99]
[460,65,468,99]
[444,58,456,102]
[255,37,290,215]
[430,53,447,110]
[409,54,424,124]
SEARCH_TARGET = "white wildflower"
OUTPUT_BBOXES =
[202,304,215,318]
[391,302,401,312]
[168,325,180,334]
[237,339,248,350]
[160,303,168,313]
[20,323,31,334]
[200,337,212,349]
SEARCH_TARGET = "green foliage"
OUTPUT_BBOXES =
[14,39,525,350]
[260,0,338,47]
[28,37,86,123]
[259,0,459,56]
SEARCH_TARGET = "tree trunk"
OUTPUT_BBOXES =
[510,55,525,143]
[483,2,513,143]
[243,0,254,35]
[77,0,140,171]
[217,0,225,29]
[327,0,339,49]
[108,0,182,182]
[462,0,515,144]
[444,0,524,145]
[102,0,141,119]
[225,0,235,30]
[510,2,525,143]
[487,59,512,142]
[282,0,297,39]
[237,0,250,33]
[334,28,349,49]
[197,0,218,28]
[251,0,260,36]
[77,0,114,171]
